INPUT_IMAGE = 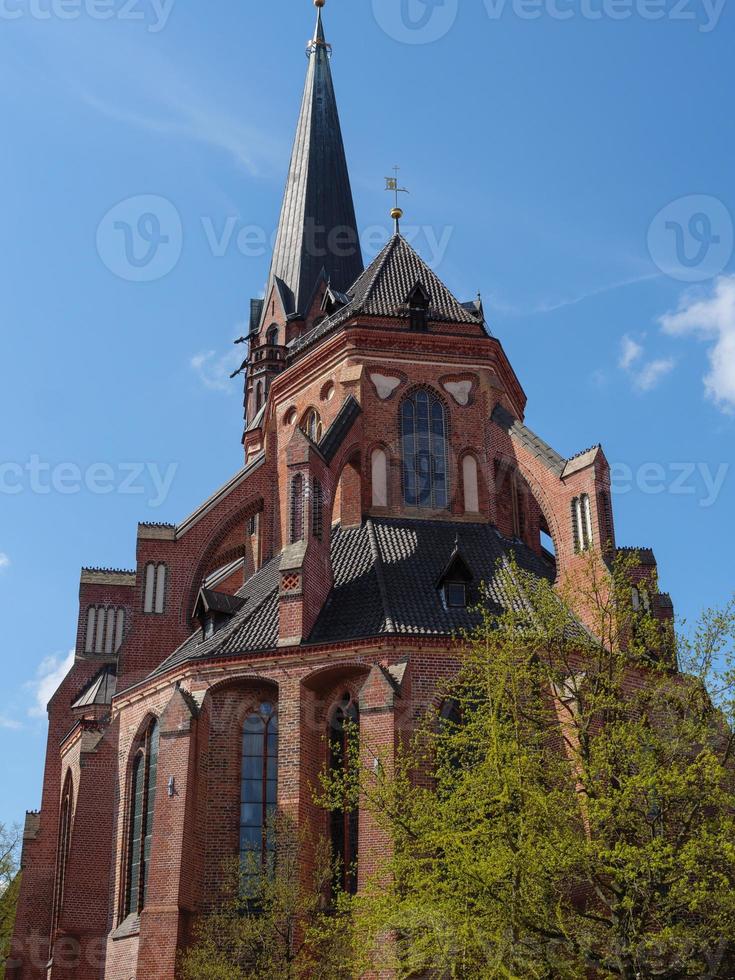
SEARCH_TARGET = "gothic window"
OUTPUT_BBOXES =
[125,719,159,918]
[303,408,323,443]
[312,478,324,541]
[462,454,479,514]
[85,605,125,655]
[290,475,304,543]
[255,381,264,412]
[401,389,449,510]
[143,563,167,614]
[572,494,593,553]
[266,324,279,347]
[52,774,73,933]
[329,693,359,895]
[371,448,388,508]
[240,702,278,888]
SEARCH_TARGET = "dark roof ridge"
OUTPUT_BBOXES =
[365,518,395,634]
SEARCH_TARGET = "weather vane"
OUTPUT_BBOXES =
[385,165,409,232]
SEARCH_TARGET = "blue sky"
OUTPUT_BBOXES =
[0,0,733,829]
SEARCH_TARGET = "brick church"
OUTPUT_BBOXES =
[8,2,673,978]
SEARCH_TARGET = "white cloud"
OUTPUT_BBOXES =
[0,716,22,731]
[618,335,675,393]
[27,651,75,719]
[190,332,246,393]
[633,357,676,392]
[619,335,644,371]
[0,553,9,571]
[660,275,735,413]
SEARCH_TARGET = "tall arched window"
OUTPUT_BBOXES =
[125,719,159,918]
[401,389,448,509]
[303,408,323,443]
[266,324,279,347]
[462,454,479,513]
[371,448,388,508]
[143,562,167,614]
[311,478,324,541]
[52,774,73,934]
[329,693,359,894]
[572,494,593,553]
[240,702,278,888]
[290,474,304,543]
[85,605,125,654]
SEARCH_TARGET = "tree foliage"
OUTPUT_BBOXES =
[319,553,735,979]
[179,816,353,980]
[0,823,21,971]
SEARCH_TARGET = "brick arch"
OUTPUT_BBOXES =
[493,448,562,579]
[199,676,280,735]
[329,442,362,529]
[301,660,371,696]
[183,497,265,623]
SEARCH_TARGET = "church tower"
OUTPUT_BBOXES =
[244,1,363,433]
[6,4,676,979]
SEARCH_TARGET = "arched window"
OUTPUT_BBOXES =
[266,324,279,347]
[329,693,359,894]
[255,381,264,412]
[85,605,125,655]
[572,494,593,553]
[125,720,159,918]
[240,702,278,888]
[52,774,73,933]
[143,563,167,615]
[401,389,448,509]
[371,448,388,508]
[462,454,479,514]
[303,408,323,443]
[290,474,304,543]
[312,478,324,541]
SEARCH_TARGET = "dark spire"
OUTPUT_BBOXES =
[264,2,363,319]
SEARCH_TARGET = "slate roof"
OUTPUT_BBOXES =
[318,395,362,463]
[150,518,555,679]
[290,234,482,356]
[71,667,117,709]
[263,7,363,318]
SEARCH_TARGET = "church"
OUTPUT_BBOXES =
[7,2,673,978]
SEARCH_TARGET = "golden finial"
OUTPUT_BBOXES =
[385,165,409,234]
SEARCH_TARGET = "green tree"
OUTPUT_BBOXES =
[319,553,735,979]
[0,822,21,971]
[179,816,354,980]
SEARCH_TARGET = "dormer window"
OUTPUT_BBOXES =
[437,537,473,611]
[193,588,246,643]
[407,282,430,331]
[443,582,467,608]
